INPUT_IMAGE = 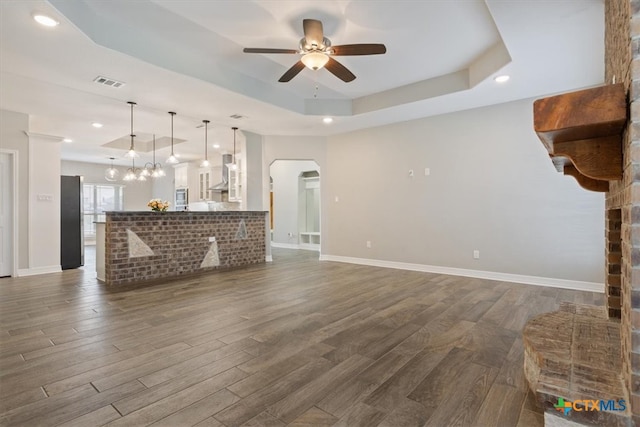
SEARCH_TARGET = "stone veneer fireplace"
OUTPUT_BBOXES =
[606,1,640,424]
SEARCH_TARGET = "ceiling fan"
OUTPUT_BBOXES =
[243,19,386,83]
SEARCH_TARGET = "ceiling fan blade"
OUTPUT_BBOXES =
[325,57,356,82]
[303,19,324,46]
[279,60,306,82]
[243,48,298,54]
[331,44,387,56]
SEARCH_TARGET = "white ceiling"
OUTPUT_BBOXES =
[0,0,604,167]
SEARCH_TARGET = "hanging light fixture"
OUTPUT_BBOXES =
[301,52,329,70]
[166,111,179,164]
[226,127,239,171]
[201,120,210,168]
[125,101,139,158]
[122,157,146,182]
[123,158,137,181]
[104,157,119,181]
[143,134,165,178]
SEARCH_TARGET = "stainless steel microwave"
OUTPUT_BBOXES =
[175,188,188,210]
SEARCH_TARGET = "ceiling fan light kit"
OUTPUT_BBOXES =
[301,52,329,70]
[243,18,386,83]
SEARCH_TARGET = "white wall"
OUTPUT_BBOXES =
[325,98,605,284]
[270,160,319,245]
[263,135,328,247]
[244,131,264,211]
[61,160,154,210]
[0,109,29,269]
[29,134,61,273]
[151,167,174,208]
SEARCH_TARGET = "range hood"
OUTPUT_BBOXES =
[209,154,232,192]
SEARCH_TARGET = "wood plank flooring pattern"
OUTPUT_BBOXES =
[0,249,603,426]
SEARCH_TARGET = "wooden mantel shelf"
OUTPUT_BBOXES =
[533,83,626,192]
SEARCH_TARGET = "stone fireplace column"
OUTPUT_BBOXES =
[605,0,640,423]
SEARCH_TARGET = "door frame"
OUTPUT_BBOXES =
[0,149,18,277]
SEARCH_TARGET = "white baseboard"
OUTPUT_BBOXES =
[271,242,300,250]
[299,244,321,252]
[318,255,604,293]
[271,242,320,252]
[18,265,62,277]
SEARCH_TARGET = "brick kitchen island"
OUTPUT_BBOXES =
[103,211,268,286]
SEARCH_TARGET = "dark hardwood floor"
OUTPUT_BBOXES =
[0,248,603,426]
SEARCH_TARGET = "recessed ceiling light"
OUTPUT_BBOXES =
[323,117,333,124]
[33,14,59,27]
[91,122,103,128]
[494,75,510,83]
[63,138,73,143]
[213,144,220,149]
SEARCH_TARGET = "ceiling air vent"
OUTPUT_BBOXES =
[93,76,125,88]
[229,114,245,120]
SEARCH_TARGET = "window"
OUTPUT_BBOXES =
[83,184,123,238]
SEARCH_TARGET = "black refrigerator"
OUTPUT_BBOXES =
[61,175,84,269]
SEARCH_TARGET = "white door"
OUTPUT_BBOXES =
[0,152,13,277]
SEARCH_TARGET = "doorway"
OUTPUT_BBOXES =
[0,151,15,277]
[269,160,320,253]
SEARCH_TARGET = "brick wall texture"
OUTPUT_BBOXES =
[606,0,639,422]
[105,211,267,286]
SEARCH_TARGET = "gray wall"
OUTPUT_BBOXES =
[324,98,605,283]
[0,109,29,269]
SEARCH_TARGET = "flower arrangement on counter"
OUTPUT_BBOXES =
[148,199,170,212]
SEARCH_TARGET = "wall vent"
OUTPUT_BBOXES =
[93,76,125,88]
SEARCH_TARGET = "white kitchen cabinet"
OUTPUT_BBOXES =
[228,160,242,202]
[198,168,212,201]
[174,164,189,188]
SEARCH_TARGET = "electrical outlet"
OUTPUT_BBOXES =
[208,236,216,242]
[473,250,480,259]
[335,196,339,202]
[424,168,430,176]
[366,241,372,248]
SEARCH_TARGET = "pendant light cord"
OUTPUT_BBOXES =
[204,120,209,161]
[232,126,238,163]
[169,112,176,155]
[128,101,137,151]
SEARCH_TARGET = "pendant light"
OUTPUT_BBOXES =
[166,111,179,164]
[123,158,138,181]
[226,127,238,171]
[125,101,139,158]
[144,134,165,177]
[201,120,210,168]
[105,157,119,181]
